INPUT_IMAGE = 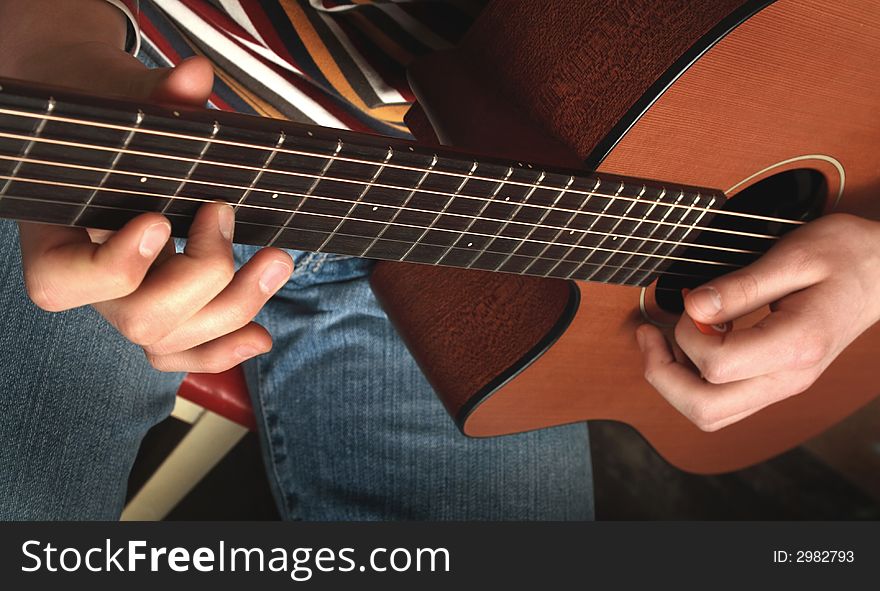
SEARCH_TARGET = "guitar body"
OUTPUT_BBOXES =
[370,0,880,473]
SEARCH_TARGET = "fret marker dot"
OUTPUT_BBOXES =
[307,131,313,137]
[271,193,279,199]
[139,177,148,183]
[569,230,575,235]
[173,111,180,117]
[612,236,618,240]
[372,206,379,212]
[467,242,474,248]
[408,146,414,152]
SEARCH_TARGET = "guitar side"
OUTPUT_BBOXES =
[371,0,880,473]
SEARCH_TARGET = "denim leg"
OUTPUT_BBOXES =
[0,220,182,520]
[241,250,594,520]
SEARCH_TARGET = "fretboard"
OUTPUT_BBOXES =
[0,77,727,287]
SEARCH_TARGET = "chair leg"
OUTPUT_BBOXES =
[121,410,248,521]
[169,395,205,425]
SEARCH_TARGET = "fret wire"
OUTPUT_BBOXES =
[359,153,439,258]
[598,184,661,283]
[0,177,741,271]
[513,175,575,275]
[615,189,681,284]
[315,143,393,253]
[457,166,514,268]
[0,153,756,259]
[615,189,680,284]
[491,170,548,272]
[576,181,635,281]
[432,161,484,263]
[399,158,475,262]
[545,178,609,277]
[234,131,285,212]
[71,109,144,226]
[0,106,805,228]
[161,120,219,214]
[631,193,718,285]
[266,139,343,248]
[565,180,620,277]
[0,97,55,202]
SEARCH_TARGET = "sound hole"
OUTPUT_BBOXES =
[655,168,827,313]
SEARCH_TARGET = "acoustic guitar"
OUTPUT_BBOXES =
[0,0,877,473]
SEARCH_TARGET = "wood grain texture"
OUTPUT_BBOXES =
[455,0,746,160]
[379,0,880,473]
[370,263,574,419]
[466,0,880,473]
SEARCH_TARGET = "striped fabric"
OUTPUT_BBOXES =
[108,0,484,137]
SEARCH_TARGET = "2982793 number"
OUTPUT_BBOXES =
[795,551,854,563]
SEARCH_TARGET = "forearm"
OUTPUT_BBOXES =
[0,0,127,79]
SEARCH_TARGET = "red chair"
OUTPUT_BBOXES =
[121,367,255,520]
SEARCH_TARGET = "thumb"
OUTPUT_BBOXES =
[684,241,825,324]
[131,55,215,106]
[32,43,214,106]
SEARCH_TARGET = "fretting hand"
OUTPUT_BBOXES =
[2,0,293,373]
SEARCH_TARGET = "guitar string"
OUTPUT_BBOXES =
[0,106,807,229]
[0,175,751,272]
[0,151,766,259]
[0,127,782,245]
[0,192,737,283]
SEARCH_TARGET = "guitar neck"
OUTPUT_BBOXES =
[0,77,725,287]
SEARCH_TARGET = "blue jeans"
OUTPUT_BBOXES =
[0,220,593,520]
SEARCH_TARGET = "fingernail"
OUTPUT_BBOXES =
[689,286,722,318]
[139,222,171,257]
[259,260,292,294]
[636,327,646,352]
[218,205,235,241]
[235,345,261,360]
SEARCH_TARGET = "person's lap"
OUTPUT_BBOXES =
[0,219,593,520]
[241,248,594,520]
